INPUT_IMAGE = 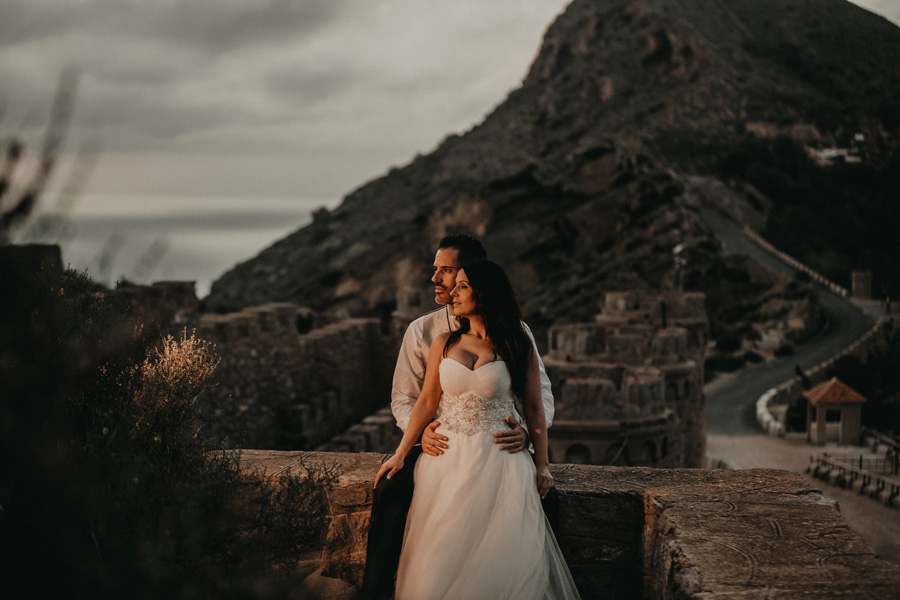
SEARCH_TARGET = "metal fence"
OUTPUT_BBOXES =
[809,453,900,509]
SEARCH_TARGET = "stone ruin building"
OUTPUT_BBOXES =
[322,288,709,469]
[117,281,397,450]
[543,290,708,468]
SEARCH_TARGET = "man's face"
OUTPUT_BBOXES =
[431,247,461,305]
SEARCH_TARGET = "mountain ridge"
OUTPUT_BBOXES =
[206,0,900,339]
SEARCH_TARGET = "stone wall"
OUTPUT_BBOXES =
[316,407,402,454]
[194,305,397,449]
[118,280,201,329]
[544,290,708,468]
[237,451,900,599]
[111,277,401,449]
[0,243,63,281]
[548,411,683,467]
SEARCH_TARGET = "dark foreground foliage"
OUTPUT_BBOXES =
[0,255,332,599]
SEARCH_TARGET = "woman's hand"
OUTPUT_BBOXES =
[535,463,553,499]
[374,453,405,488]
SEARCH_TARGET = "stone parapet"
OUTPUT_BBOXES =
[237,451,900,599]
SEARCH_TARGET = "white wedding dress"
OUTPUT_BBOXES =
[394,358,581,600]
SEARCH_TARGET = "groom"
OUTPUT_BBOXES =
[361,233,555,600]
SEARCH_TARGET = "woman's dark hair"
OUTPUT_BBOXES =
[443,259,531,398]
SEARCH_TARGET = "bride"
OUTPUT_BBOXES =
[375,259,581,600]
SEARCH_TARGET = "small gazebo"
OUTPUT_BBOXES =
[804,378,867,445]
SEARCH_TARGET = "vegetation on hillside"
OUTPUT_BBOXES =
[831,331,900,438]
[716,136,900,298]
[0,260,332,599]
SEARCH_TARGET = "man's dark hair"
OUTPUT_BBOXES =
[438,233,487,265]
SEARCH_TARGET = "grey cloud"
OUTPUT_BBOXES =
[146,0,347,52]
[90,59,194,88]
[76,89,254,142]
[0,0,349,53]
[264,63,361,105]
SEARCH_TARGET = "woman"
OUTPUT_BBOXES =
[375,259,581,600]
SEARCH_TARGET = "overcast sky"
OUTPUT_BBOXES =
[1,0,898,202]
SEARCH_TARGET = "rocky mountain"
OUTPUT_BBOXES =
[206,0,900,342]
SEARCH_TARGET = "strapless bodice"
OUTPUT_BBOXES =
[438,358,515,436]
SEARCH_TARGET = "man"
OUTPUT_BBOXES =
[361,234,554,600]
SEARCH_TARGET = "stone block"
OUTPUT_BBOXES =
[328,483,372,511]
[321,510,371,587]
[557,492,642,542]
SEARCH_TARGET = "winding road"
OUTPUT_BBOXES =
[698,207,876,435]
[696,193,900,565]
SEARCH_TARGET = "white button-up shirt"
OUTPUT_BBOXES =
[391,305,555,432]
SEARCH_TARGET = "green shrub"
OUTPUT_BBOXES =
[718,136,900,297]
[832,341,900,437]
[705,353,746,374]
[774,343,795,357]
[715,332,743,353]
[743,350,764,364]
[743,327,762,341]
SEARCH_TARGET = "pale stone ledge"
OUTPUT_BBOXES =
[237,450,900,599]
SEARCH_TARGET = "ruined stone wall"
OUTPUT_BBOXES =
[544,290,708,468]
[316,408,402,454]
[0,243,63,280]
[118,280,201,330]
[237,451,900,599]
[194,304,397,449]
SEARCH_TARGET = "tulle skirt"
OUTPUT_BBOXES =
[394,429,581,600]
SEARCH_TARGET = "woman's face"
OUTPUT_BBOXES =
[450,268,478,318]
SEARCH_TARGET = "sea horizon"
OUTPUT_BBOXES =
[16,192,341,299]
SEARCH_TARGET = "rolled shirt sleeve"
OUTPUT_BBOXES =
[390,319,427,432]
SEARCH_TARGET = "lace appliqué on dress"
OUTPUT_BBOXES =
[440,392,515,436]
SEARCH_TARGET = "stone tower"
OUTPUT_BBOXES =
[544,290,708,468]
